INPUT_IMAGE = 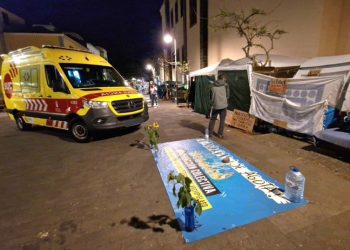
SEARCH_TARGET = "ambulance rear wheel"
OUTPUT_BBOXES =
[70,120,91,143]
[15,113,31,131]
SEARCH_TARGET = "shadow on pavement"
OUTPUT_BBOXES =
[180,119,206,134]
[129,140,150,150]
[93,126,141,141]
[29,125,141,143]
[120,215,181,233]
[302,143,350,163]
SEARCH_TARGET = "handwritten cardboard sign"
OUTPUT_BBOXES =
[273,119,288,129]
[268,78,288,95]
[226,109,256,133]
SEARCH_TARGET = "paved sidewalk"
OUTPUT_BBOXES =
[0,101,349,249]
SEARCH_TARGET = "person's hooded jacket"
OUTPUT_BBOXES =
[210,79,230,110]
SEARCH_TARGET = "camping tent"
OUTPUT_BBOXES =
[188,55,306,115]
[249,73,344,135]
[291,54,350,148]
[189,59,252,115]
[294,54,350,112]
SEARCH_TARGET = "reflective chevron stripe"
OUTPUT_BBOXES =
[47,120,68,130]
[25,99,48,112]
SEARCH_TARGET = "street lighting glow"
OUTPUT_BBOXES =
[163,34,173,44]
[163,33,178,104]
[145,64,155,82]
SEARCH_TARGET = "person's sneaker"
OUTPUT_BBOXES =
[218,134,224,139]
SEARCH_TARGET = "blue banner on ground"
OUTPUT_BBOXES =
[152,139,308,243]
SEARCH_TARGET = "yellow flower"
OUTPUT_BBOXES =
[153,122,159,129]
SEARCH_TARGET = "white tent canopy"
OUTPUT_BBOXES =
[234,54,307,68]
[296,54,350,68]
[189,58,250,77]
[294,54,350,111]
[250,73,344,135]
[189,54,306,78]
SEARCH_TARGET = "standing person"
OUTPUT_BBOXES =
[188,79,196,109]
[150,82,158,107]
[165,83,169,100]
[208,74,230,138]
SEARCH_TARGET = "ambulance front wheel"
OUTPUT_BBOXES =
[70,120,91,143]
[15,113,32,131]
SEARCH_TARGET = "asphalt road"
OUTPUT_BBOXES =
[0,102,349,249]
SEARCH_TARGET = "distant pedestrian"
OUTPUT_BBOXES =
[188,79,196,109]
[165,83,169,100]
[150,82,158,107]
[208,74,230,138]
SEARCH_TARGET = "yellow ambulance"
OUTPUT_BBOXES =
[0,46,149,142]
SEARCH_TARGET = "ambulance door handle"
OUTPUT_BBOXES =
[47,95,52,98]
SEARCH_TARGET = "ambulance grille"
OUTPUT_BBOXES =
[111,98,143,113]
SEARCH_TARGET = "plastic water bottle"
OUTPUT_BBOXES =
[284,167,305,202]
[205,128,209,141]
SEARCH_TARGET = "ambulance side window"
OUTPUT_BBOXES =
[45,65,70,94]
[20,66,40,94]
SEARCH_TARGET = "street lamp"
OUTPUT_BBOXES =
[163,33,178,104]
[145,64,155,82]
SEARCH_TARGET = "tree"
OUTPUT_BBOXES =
[176,61,189,75]
[210,8,287,67]
[157,56,190,79]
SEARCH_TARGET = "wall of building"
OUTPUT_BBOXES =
[61,35,87,50]
[3,33,87,52]
[161,0,350,73]
[318,0,344,56]
[0,7,25,32]
[187,0,201,71]
[208,0,328,66]
[4,33,61,51]
[0,7,26,54]
[336,0,350,54]
[161,0,202,73]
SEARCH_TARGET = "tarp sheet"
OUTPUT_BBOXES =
[314,128,350,149]
[194,75,213,115]
[250,73,344,135]
[190,59,252,114]
[152,139,308,243]
[294,54,350,111]
[220,70,251,112]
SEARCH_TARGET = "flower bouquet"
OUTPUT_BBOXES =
[144,122,160,150]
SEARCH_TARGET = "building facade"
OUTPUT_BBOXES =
[160,0,350,79]
[0,7,108,60]
[0,7,26,54]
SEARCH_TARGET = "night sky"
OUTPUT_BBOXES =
[1,0,164,78]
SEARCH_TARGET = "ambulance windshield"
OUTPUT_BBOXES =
[60,63,126,89]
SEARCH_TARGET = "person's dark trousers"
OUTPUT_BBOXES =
[209,108,227,136]
[150,94,156,106]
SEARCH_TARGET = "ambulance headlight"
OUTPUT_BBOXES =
[84,100,108,109]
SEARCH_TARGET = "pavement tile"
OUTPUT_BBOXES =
[0,102,349,249]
